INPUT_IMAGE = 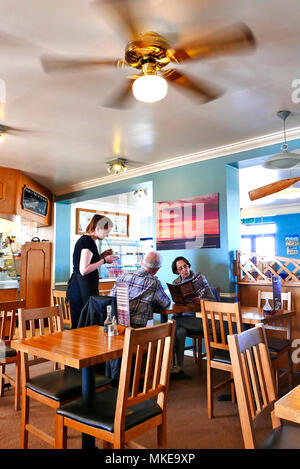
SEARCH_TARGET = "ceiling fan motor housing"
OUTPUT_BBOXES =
[125,32,172,70]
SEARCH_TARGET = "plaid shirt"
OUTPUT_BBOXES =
[110,268,171,327]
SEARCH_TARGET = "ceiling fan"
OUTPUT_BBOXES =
[249,110,300,201]
[0,124,30,142]
[40,0,256,108]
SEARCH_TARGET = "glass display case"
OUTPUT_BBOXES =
[99,239,144,279]
[0,233,18,281]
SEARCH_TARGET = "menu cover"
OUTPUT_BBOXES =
[167,272,205,304]
[116,281,130,327]
[272,276,282,311]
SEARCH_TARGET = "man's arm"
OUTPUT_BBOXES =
[153,281,171,309]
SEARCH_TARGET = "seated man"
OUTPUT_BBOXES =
[171,256,215,379]
[110,251,171,328]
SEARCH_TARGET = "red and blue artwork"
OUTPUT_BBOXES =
[156,192,220,251]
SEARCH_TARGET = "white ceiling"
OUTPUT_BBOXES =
[1,0,300,195]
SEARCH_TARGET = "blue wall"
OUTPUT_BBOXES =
[257,214,300,259]
[55,137,300,291]
[55,202,71,282]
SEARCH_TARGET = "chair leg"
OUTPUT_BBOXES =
[14,354,21,411]
[286,349,293,390]
[55,414,67,449]
[0,364,4,397]
[207,365,213,419]
[21,389,30,449]
[197,338,202,376]
[230,374,236,403]
[193,338,197,363]
[157,420,167,449]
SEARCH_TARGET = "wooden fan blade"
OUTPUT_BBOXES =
[248,177,300,201]
[102,78,135,109]
[0,124,30,134]
[41,55,125,74]
[172,23,256,63]
[163,69,223,103]
[93,0,142,41]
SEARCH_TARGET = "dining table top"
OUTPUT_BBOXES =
[275,384,300,424]
[160,302,295,325]
[11,325,125,369]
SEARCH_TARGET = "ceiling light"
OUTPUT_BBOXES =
[106,158,127,175]
[275,187,300,200]
[263,111,300,169]
[132,75,168,103]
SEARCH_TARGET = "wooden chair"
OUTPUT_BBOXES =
[200,300,243,419]
[184,287,221,375]
[55,320,175,449]
[19,305,112,448]
[228,324,300,449]
[257,290,293,392]
[0,299,26,411]
[52,290,72,329]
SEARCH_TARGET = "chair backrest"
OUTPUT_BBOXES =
[200,300,243,360]
[0,299,26,343]
[52,290,72,328]
[257,290,292,339]
[257,290,292,310]
[228,325,281,449]
[114,320,175,432]
[18,305,64,381]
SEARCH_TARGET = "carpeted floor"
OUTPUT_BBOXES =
[1,358,298,450]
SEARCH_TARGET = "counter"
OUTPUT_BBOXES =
[0,279,19,300]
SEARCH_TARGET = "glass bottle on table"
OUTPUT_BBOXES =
[263,297,273,316]
[104,305,113,334]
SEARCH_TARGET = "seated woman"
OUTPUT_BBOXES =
[171,256,215,379]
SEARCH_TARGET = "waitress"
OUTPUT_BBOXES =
[67,213,117,328]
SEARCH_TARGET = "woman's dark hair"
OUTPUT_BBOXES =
[85,214,113,233]
[171,256,191,274]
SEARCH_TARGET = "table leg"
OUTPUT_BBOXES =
[160,313,168,323]
[81,366,96,449]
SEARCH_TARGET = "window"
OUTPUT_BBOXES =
[241,223,276,257]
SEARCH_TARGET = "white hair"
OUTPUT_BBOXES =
[142,251,162,270]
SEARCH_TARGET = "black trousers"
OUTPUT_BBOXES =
[67,273,99,329]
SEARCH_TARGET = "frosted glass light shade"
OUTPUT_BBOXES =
[263,151,300,169]
[132,75,168,103]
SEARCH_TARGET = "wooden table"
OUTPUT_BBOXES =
[275,384,300,424]
[11,325,125,449]
[160,302,295,325]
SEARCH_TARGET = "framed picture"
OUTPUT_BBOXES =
[76,208,129,237]
[76,208,96,235]
[156,192,220,250]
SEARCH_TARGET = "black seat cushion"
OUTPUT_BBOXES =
[212,350,231,364]
[267,337,291,353]
[26,368,112,402]
[0,345,17,359]
[259,425,300,449]
[57,387,162,433]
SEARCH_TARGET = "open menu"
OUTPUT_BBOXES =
[116,281,130,327]
[272,275,282,311]
[167,272,207,304]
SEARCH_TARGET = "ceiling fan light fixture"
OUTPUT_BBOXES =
[132,75,168,103]
[263,151,300,169]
